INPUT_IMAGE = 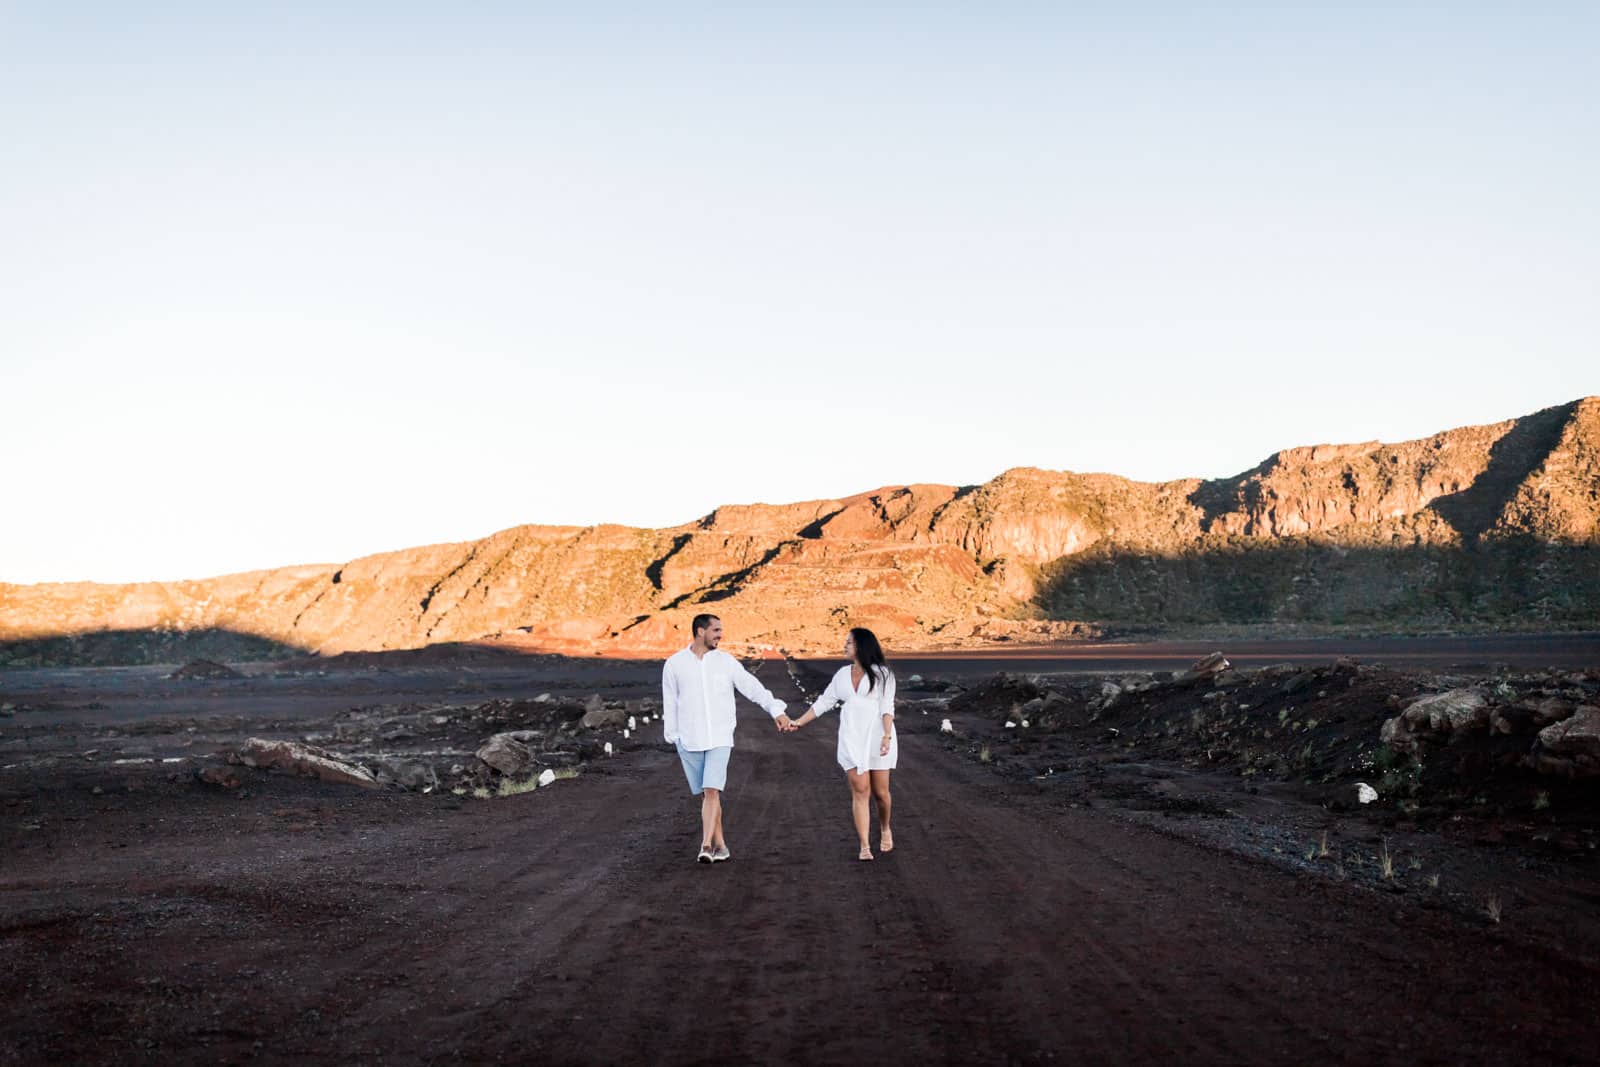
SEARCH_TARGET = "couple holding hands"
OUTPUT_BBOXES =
[661,614,897,863]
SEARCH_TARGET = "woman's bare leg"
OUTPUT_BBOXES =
[870,770,893,850]
[847,770,872,858]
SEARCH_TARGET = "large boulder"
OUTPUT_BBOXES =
[580,694,627,730]
[476,734,533,775]
[1178,653,1230,686]
[946,673,1044,719]
[580,706,628,730]
[1090,682,1123,711]
[229,738,377,789]
[1530,697,1578,727]
[373,758,440,791]
[1491,704,1537,736]
[170,659,242,680]
[1490,698,1577,736]
[1532,706,1600,778]
[1023,690,1079,729]
[1279,670,1320,696]
[196,764,243,789]
[1415,689,1492,732]
[1378,716,1411,750]
[1380,689,1489,752]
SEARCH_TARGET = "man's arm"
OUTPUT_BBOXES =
[661,660,680,745]
[728,656,790,726]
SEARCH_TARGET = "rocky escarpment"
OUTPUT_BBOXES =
[1033,398,1600,630]
[2,399,1596,664]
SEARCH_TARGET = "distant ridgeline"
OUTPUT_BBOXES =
[3,398,1597,666]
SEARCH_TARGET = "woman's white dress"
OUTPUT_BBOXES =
[808,665,897,773]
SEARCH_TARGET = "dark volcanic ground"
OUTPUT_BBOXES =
[6,631,1597,729]
[2,636,1598,1064]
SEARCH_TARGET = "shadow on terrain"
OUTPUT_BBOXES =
[1430,400,1575,542]
[0,628,306,670]
[1035,537,1600,630]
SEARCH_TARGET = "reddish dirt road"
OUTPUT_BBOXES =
[3,666,1598,1064]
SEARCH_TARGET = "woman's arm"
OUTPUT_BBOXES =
[878,670,896,754]
[791,671,843,728]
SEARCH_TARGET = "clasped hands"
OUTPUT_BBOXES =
[773,714,893,754]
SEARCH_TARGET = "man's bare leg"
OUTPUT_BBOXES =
[701,787,722,850]
[711,793,727,850]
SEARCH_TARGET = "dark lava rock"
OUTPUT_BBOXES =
[170,659,244,681]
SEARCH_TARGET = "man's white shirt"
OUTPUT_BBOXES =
[661,647,787,751]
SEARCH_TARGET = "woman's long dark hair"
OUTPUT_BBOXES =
[850,627,890,692]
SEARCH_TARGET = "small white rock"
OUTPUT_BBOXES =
[1004,721,1017,729]
[1021,720,1030,728]
[604,741,614,755]
[534,693,552,703]
[940,718,954,734]
[622,729,630,739]
[628,716,637,731]
[1356,782,1378,805]
[538,768,557,787]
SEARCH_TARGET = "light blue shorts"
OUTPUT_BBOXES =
[676,744,732,795]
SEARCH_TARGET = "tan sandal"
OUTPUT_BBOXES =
[858,845,874,861]
[880,830,894,853]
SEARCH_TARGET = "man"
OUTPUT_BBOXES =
[662,614,793,863]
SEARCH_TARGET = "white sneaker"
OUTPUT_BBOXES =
[711,844,731,863]
[697,845,714,864]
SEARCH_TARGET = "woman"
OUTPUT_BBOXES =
[788,627,897,861]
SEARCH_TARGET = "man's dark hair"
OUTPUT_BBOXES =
[692,613,720,638]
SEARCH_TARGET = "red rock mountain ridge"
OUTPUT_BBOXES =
[3,398,1597,662]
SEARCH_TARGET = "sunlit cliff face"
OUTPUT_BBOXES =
[2,399,1595,664]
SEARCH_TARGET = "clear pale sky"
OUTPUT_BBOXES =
[2,4,1595,584]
